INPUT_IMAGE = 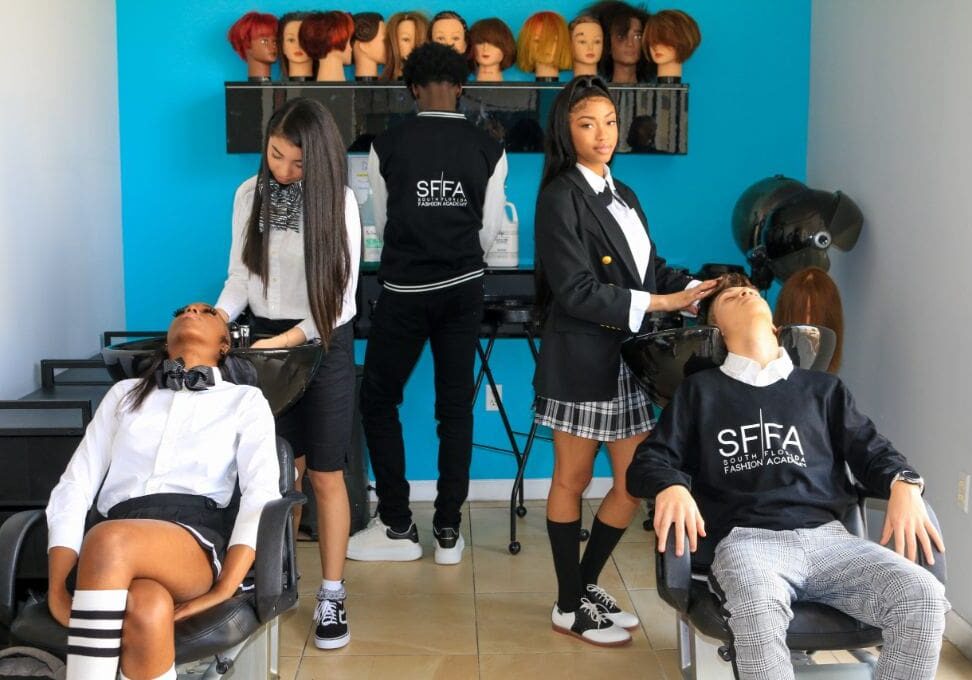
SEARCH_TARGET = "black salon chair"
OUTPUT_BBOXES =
[0,435,304,679]
[656,494,947,679]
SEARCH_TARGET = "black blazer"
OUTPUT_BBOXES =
[533,167,691,402]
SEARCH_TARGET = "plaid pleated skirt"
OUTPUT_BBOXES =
[533,362,656,441]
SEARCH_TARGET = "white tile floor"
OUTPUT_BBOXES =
[277,500,972,679]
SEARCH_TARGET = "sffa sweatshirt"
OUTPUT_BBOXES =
[367,111,507,291]
[627,367,913,566]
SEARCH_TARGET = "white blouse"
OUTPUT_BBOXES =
[216,176,362,342]
[46,373,281,554]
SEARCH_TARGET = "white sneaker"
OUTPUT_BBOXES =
[433,526,465,565]
[346,517,422,561]
[584,583,640,629]
[551,598,631,647]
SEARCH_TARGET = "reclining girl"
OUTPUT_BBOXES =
[45,302,282,680]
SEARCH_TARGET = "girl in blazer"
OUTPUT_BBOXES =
[534,76,716,646]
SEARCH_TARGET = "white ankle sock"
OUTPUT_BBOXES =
[323,579,343,592]
[66,588,127,680]
[119,664,176,680]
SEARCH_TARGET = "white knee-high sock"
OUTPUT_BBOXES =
[66,588,127,680]
[119,664,177,680]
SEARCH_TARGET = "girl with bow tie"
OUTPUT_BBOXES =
[46,303,281,679]
[533,76,716,646]
[214,97,361,650]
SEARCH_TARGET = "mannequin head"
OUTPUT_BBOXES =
[643,9,701,80]
[430,11,468,55]
[300,11,354,81]
[585,1,652,83]
[516,12,572,80]
[569,15,604,77]
[468,18,516,81]
[382,12,430,80]
[352,12,387,79]
[228,12,279,80]
[403,42,469,112]
[773,267,843,373]
[278,11,312,80]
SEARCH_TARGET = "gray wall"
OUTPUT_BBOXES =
[0,0,125,398]
[809,0,972,625]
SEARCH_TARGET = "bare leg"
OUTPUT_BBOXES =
[307,469,350,581]
[597,431,649,527]
[74,520,214,676]
[547,431,600,522]
[119,579,175,680]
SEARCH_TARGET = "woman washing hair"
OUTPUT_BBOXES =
[46,303,281,680]
[534,76,716,646]
[215,97,361,649]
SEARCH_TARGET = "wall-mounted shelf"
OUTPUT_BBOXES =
[225,81,688,155]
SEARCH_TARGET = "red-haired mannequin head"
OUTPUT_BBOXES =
[228,12,279,81]
[468,18,516,82]
[516,12,571,81]
[643,9,701,81]
[300,11,355,82]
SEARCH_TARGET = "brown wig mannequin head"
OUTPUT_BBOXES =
[643,9,701,79]
[352,12,387,79]
[278,11,312,80]
[382,12,430,80]
[773,267,844,373]
[468,18,516,81]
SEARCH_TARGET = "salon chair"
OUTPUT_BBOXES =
[0,435,304,679]
[622,324,947,679]
[657,497,947,679]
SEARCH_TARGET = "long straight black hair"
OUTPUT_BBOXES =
[536,76,617,312]
[242,98,351,348]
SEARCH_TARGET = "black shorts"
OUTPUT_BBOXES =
[251,318,355,472]
[104,493,229,582]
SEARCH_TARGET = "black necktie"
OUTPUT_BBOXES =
[155,359,215,391]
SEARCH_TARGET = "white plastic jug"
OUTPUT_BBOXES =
[486,201,519,268]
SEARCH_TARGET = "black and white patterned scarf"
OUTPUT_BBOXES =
[258,177,303,233]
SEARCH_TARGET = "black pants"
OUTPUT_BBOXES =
[360,277,484,530]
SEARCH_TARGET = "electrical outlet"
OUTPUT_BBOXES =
[958,473,971,514]
[486,384,502,411]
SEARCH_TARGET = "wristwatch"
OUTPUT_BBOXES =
[891,469,925,493]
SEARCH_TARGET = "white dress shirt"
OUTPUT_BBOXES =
[216,177,362,342]
[720,347,795,386]
[46,373,281,554]
[575,164,699,332]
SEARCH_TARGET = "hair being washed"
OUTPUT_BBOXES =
[698,273,758,326]
[242,98,351,348]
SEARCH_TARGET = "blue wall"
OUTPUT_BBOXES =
[117,0,810,481]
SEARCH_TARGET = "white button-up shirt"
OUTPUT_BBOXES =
[720,347,795,386]
[216,177,361,341]
[46,373,281,554]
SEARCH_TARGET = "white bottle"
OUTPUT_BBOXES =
[485,201,519,268]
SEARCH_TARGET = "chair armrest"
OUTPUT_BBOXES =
[0,510,47,627]
[655,531,692,614]
[253,492,306,623]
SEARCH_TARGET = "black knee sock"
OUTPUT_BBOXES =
[580,515,626,586]
[547,517,583,612]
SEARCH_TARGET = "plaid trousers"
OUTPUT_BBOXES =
[709,521,950,680]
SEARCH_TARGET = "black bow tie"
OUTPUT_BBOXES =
[155,359,215,392]
[598,183,626,208]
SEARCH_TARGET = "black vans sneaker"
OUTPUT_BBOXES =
[314,586,350,650]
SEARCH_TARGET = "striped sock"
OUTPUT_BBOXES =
[66,588,127,680]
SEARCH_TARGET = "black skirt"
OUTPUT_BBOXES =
[105,493,229,582]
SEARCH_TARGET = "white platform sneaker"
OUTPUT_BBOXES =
[346,517,423,561]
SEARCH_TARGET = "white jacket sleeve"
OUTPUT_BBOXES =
[479,151,509,253]
[228,389,281,550]
[46,382,128,554]
[367,146,388,240]
[215,177,257,321]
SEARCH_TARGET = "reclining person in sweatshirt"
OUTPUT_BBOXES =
[626,273,949,680]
